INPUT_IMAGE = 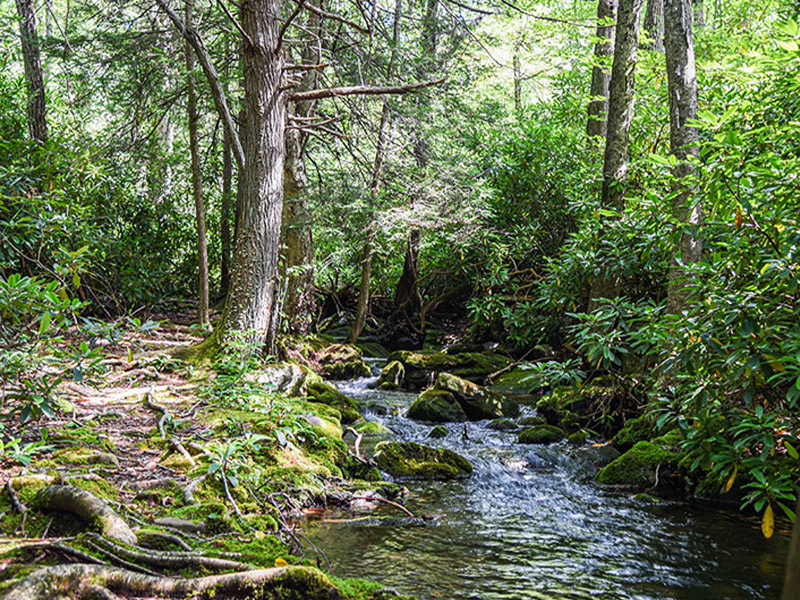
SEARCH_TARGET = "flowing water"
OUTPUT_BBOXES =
[304,372,790,600]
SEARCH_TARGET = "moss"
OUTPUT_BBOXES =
[160,452,195,472]
[318,344,371,380]
[567,430,587,445]
[307,382,361,424]
[356,342,391,358]
[174,335,218,368]
[487,418,517,431]
[256,566,342,600]
[596,440,682,487]
[518,415,546,427]
[407,389,467,423]
[207,531,289,567]
[68,476,120,501]
[333,577,415,599]
[651,428,683,449]
[373,441,473,479]
[49,425,116,452]
[354,421,391,435]
[518,425,565,445]
[386,350,512,388]
[42,448,119,467]
[429,425,448,438]
[612,416,656,451]
[376,360,405,390]
[488,367,534,395]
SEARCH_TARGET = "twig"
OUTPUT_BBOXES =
[350,496,416,518]
[288,78,444,102]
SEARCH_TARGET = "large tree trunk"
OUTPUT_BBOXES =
[601,0,645,210]
[663,0,700,315]
[280,0,322,335]
[588,0,644,311]
[217,0,285,353]
[185,0,209,327]
[587,0,617,141]
[644,0,664,50]
[346,0,402,344]
[15,0,48,145]
[393,228,422,314]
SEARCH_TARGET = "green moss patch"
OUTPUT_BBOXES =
[373,441,473,479]
[407,389,467,423]
[518,425,565,445]
[596,440,682,487]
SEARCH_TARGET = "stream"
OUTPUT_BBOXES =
[304,371,790,600]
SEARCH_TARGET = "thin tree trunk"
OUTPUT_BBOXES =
[346,0,403,344]
[15,0,48,145]
[664,0,700,315]
[217,0,285,353]
[644,0,664,50]
[513,47,522,114]
[601,0,645,210]
[221,124,233,296]
[393,228,422,315]
[587,0,617,141]
[184,0,209,327]
[783,496,800,600]
[691,0,704,29]
[588,0,644,311]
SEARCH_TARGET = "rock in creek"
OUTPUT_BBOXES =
[373,441,473,480]
[407,372,518,423]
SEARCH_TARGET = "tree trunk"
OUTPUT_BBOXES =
[783,496,800,600]
[589,0,644,311]
[394,229,422,314]
[601,0,645,210]
[217,0,285,353]
[346,0,402,344]
[513,47,522,114]
[644,0,664,50]
[691,0,704,29]
[15,0,48,145]
[221,123,233,296]
[663,0,700,315]
[587,0,617,141]
[280,0,322,335]
[185,0,209,327]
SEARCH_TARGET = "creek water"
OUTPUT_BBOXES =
[303,372,790,600]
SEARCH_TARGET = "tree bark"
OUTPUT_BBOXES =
[644,0,664,50]
[589,0,644,311]
[15,0,48,145]
[601,0,644,210]
[393,228,422,314]
[184,0,209,327]
[587,0,617,141]
[663,0,700,315]
[346,0,403,345]
[782,496,800,600]
[221,121,233,296]
[691,0,704,29]
[280,0,322,335]
[217,0,285,353]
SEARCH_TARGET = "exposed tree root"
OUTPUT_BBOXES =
[1,563,340,600]
[34,485,137,546]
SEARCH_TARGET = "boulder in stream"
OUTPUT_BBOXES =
[596,432,683,488]
[317,344,371,380]
[377,360,405,390]
[433,372,519,420]
[386,350,512,389]
[407,389,468,422]
[306,381,361,424]
[373,441,473,479]
[518,425,565,445]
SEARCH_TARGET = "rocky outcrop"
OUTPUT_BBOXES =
[373,441,473,479]
[407,389,467,422]
[317,344,371,380]
[433,373,518,421]
[596,430,683,488]
[386,350,512,390]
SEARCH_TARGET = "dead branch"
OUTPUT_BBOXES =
[350,495,416,518]
[288,78,444,102]
[301,1,369,34]
[284,62,330,70]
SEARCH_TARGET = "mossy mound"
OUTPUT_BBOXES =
[373,441,473,479]
[596,440,683,488]
[612,415,656,451]
[487,418,518,432]
[318,344,371,380]
[433,372,518,421]
[356,342,391,358]
[386,350,512,389]
[407,389,467,422]
[536,377,635,434]
[429,425,448,438]
[306,381,361,424]
[488,367,535,396]
[518,415,546,427]
[376,360,405,390]
[518,425,565,445]
[567,430,587,445]
[353,421,391,435]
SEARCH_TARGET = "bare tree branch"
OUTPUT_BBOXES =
[155,0,245,170]
[277,0,307,53]
[301,2,370,35]
[495,0,596,28]
[288,78,444,102]
[213,0,253,47]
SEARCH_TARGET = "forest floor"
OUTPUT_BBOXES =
[0,310,405,600]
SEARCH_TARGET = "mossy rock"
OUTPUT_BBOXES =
[353,421,391,435]
[429,425,448,439]
[567,430,587,445]
[433,372,518,421]
[252,363,311,396]
[487,418,518,432]
[407,389,467,423]
[488,367,535,396]
[595,440,683,487]
[45,448,119,467]
[518,415,546,427]
[357,342,391,358]
[373,441,473,479]
[318,344,371,380]
[386,350,513,389]
[537,377,635,434]
[518,425,565,445]
[376,360,405,390]
[324,360,372,380]
[306,382,361,424]
[612,416,656,451]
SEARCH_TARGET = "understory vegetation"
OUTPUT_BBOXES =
[2,0,800,596]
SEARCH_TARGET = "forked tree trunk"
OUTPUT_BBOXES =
[588,0,644,311]
[217,0,285,353]
[587,0,617,141]
[663,0,700,314]
[15,0,48,146]
[184,0,209,326]
[644,0,664,50]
